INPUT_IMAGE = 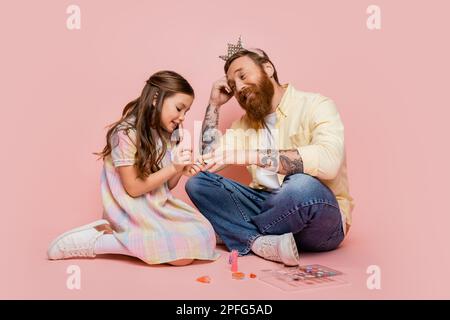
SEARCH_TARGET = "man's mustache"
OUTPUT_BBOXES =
[238,86,256,106]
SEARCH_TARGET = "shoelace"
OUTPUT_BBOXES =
[258,237,280,261]
[59,232,103,258]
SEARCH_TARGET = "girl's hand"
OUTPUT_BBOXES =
[182,157,216,177]
[182,164,201,177]
[171,145,193,173]
[170,122,195,173]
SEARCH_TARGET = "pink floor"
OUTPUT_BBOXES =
[2,228,449,299]
[3,171,450,299]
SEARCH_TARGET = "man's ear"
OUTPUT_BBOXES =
[262,62,275,78]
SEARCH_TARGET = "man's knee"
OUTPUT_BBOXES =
[281,173,336,205]
[185,174,203,197]
[283,173,323,194]
[185,171,214,198]
[284,173,319,188]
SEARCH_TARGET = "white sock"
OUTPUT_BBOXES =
[94,233,133,256]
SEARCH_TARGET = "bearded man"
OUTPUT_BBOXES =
[185,43,354,265]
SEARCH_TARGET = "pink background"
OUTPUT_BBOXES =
[1,0,449,299]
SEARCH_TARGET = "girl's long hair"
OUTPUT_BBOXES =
[95,70,194,179]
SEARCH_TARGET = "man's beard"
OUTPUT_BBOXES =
[237,72,274,129]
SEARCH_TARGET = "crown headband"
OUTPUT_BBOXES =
[219,36,245,61]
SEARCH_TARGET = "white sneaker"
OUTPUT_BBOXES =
[251,233,300,266]
[47,220,109,260]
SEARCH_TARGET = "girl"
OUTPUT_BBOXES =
[47,71,219,266]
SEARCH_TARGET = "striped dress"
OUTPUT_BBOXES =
[100,122,220,264]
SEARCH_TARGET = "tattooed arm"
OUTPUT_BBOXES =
[196,77,235,173]
[201,104,221,155]
[278,150,304,175]
[257,149,304,176]
[200,77,234,162]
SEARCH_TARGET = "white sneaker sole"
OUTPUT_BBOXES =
[47,219,110,260]
[279,233,300,266]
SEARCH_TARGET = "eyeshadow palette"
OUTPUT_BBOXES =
[259,264,349,291]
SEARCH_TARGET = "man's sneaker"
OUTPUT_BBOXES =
[251,233,300,266]
[47,220,109,260]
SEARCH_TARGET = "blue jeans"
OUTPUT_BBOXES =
[185,171,344,255]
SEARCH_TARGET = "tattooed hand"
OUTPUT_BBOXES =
[256,149,304,176]
[279,151,304,175]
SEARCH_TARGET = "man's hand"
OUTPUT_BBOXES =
[257,149,305,176]
[202,149,258,167]
[208,76,233,108]
[183,157,216,176]
[201,148,304,176]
